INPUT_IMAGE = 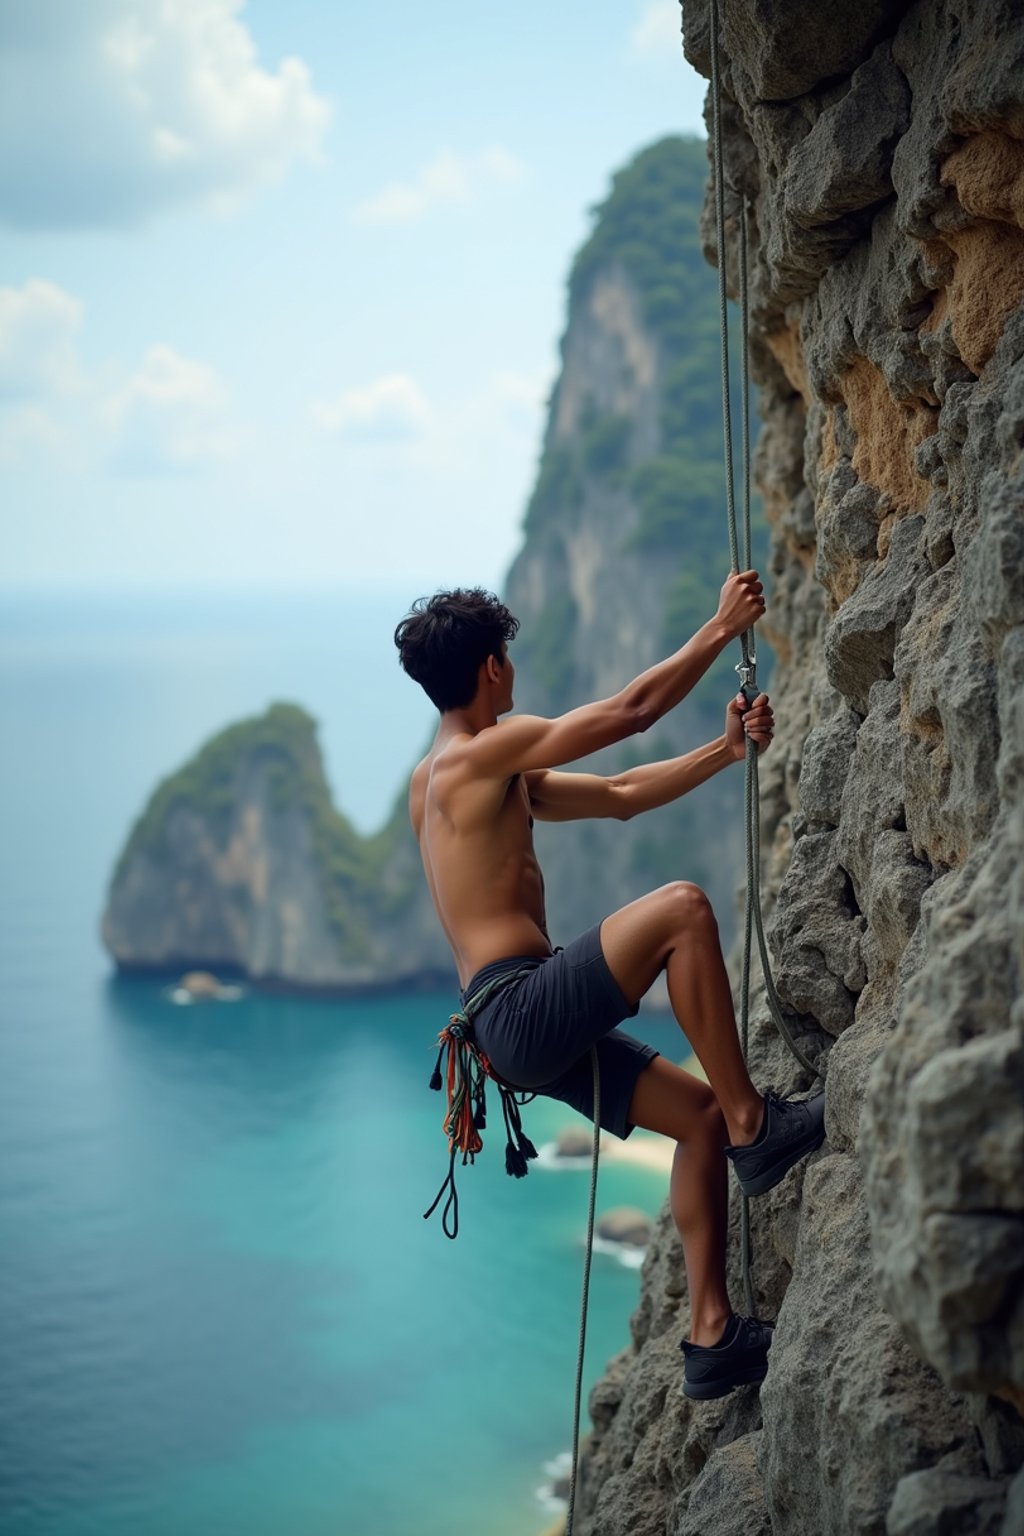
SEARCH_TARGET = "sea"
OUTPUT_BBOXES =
[0,586,691,1536]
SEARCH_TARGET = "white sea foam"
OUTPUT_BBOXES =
[535,1449,572,1512]
[535,1139,601,1170]
[165,984,245,1005]
[590,1235,647,1270]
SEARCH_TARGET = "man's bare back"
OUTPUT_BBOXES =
[410,727,553,991]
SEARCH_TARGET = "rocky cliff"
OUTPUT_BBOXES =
[570,3,1024,1534]
[505,137,767,945]
[102,138,769,986]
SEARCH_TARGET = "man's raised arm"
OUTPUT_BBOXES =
[466,570,765,778]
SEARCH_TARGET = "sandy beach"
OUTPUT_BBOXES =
[548,1052,706,1175]
[602,1132,675,1173]
[606,1050,706,1174]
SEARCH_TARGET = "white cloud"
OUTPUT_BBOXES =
[476,146,527,185]
[0,280,238,472]
[490,367,555,427]
[0,0,330,229]
[0,280,84,399]
[352,146,526,227]
[103,345,236,471]
[309,366,551,471]
[0,405,66,465]
[491,368,554,407]
[630,1,683,55]
[310,374,430,442]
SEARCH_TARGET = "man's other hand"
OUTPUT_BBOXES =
[725,692,774,760]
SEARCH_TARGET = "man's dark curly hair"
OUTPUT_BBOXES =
[394,587,520,712]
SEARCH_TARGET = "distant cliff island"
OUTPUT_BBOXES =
[102,136,769,992]
[101,700,452,992]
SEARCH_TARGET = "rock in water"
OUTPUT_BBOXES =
[556,1126,600,1158]
[597,1207,653,1248]
[178,970,222,999]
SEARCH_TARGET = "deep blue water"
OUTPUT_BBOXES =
[0,589,686,1536]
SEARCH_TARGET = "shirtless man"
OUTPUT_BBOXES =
[395,574,825,1400]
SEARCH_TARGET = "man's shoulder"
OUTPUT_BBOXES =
[421,728,524,803]
[410,737,468,803]
[455,713,547,763]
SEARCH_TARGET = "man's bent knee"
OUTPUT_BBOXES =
[662,880,717,932]
[700,1094,727,1145]
[674,1091,726,1150]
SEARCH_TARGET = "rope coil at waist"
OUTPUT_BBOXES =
[423,964,540,1239]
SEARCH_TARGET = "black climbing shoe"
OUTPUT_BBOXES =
[679,1313,775,1400]
[724,1087,826,1197]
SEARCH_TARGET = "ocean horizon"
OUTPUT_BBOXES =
[0,588,689,1536]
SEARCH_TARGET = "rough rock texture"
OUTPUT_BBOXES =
[572,2,1024,1532]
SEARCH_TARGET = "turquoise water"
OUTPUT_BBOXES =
[0,589,685,1536]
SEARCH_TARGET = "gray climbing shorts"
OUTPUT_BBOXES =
[461,923,659,1140]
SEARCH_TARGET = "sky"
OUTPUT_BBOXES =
[1,0,709,597]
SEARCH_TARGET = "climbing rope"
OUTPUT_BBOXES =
[709,0,825,1322]
[564,21,831,1511]
[565,1048,600,1536]
[425,985,600,1530]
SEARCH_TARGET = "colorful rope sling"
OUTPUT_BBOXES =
[423,965,541,1239]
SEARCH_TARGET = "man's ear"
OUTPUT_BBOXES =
[484,652,502,685]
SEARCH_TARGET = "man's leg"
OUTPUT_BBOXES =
[600,882,764,1148]
[600,883,765,1348]
[625,1056,733,1348]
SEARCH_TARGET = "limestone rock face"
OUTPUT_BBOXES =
[503,139,761,948]
[574,2,1024,1532]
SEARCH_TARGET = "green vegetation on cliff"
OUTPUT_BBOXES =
[525,135,772,703]
[568,133,712,347]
